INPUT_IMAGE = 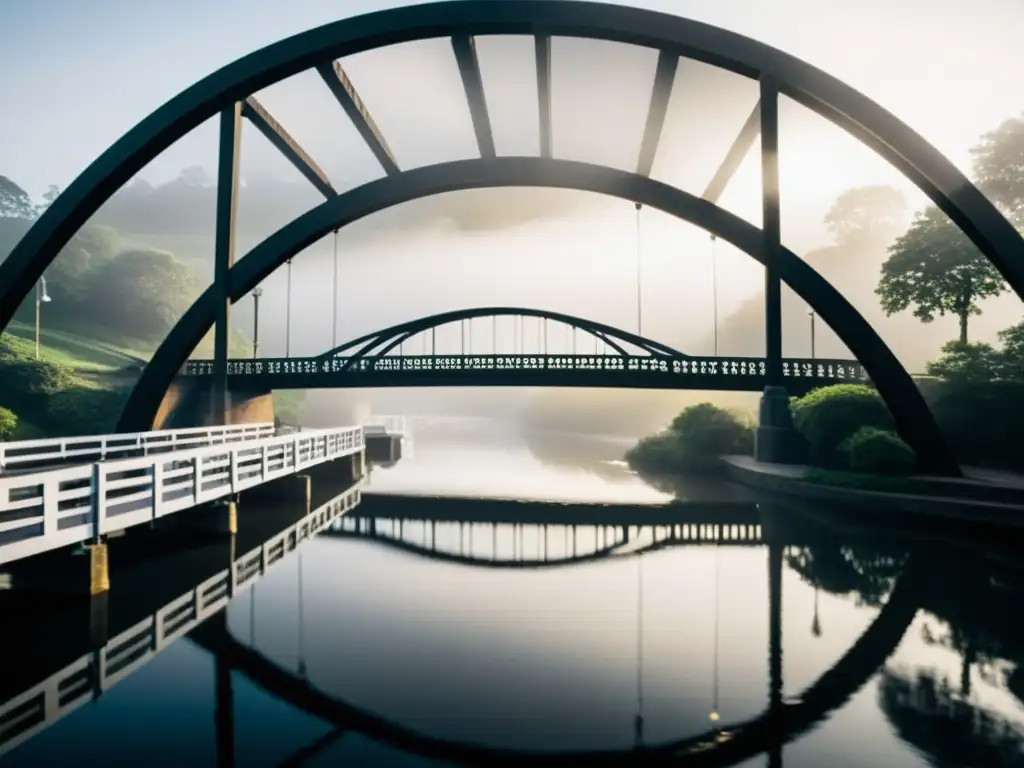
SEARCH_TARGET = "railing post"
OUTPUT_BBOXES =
[193,456,203,506]
[293,436,300,469]
[261,444,269,479]
[90,463,106,542]
[151,460,164,519]
[229,450,238,491]
[42,476,59,537]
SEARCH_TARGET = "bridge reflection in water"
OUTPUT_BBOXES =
[2,490,1023,766]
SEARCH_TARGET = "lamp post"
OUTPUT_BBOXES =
[808,309,816,360]
[35,276,51,359]
[251,286,263,359]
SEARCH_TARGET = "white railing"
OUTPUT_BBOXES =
[0,423,276,475]
[361,415,406,436]
[0,481,362,757]
[0,425,364,566]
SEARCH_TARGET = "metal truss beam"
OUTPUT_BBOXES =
[316,61,400,176]
[636,50,679,177]
[701,99,761,203]
[242,97,336,199]
[451,35,496,159]
[535,35,553,158]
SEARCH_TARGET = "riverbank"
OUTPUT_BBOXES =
[723,455,1024,525]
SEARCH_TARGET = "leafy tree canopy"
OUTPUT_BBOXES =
[824,185,907,244]
[970,113,1024,227]
[877,206,1007,343]
[925,340,1003,384]
[0,175,35,220]
[84,248,198,340]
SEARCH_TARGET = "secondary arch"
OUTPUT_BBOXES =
[318,306,690,366]
[118,157,958,474]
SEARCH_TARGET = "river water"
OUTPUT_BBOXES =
[2,417,1023,767]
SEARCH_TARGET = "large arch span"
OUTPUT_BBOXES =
[3,0,1022,330]
[120,159,956,473]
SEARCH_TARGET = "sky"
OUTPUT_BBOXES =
[2,0,1023,370]
[2,0,1022,198]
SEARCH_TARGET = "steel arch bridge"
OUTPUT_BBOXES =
[179,306,868,394]
[6,0,1024,475]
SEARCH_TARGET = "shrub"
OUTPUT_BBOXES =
[791,384,893,468]
[626,403,753,475]
[927,379,1024,471]
[625,432,685,475]
[838,427,915,476]
[668,403,754,457]
[0,407,16,440]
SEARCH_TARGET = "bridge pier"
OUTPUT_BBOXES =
[755,385,798,465]
[0,541,111,596]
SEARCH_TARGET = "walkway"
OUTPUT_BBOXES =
[0,424,364,566]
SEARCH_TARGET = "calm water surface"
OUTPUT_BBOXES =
[2,417,1023,767]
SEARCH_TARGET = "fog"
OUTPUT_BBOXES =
[4,1,1023,437]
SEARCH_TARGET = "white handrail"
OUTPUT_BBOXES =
[0,422,276,474]
[0,425,364,566]
[0,481,362,757]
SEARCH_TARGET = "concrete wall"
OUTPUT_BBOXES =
[152,378,275,430]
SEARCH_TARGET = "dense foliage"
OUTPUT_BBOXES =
[838,426,915,476]
[0,407,17,440]
[1,180,199,345]
[0,336,128,436]
[790,384,895,468]
[625,403,753,475]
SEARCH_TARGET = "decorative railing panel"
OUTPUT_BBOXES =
[0,426,364,566]
[183,355,867,392]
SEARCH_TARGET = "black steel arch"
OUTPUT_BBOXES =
[319,306,688,368]
[118,158,958,475]
[2,0,1023,331]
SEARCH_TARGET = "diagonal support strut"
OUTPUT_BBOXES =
[316,61,400,177]
[535,34,553,158]
[702,99,762,203]
[451,35,496,159]
[636,50,679,177]
[242,97,336,199]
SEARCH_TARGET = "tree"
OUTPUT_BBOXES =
[35,185,61,217]
[925,340,1003,384]
[0,407,16,440]
[995,320,1024,381]
[83,248,198,340]
[877,206,1008,343]
[970,114,1024,227]
[0,175,35,220]
[824,185,907,244]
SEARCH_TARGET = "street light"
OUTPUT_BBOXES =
[808,309,816,361]
[35,276,51,359]
[252,286,263,359]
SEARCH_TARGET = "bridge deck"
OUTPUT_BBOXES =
[0,425,364,567]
